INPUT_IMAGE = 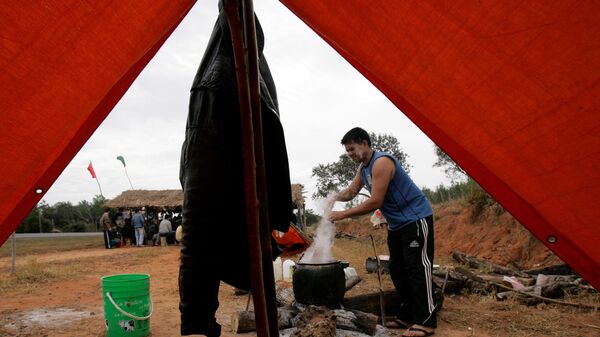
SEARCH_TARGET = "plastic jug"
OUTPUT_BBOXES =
[273,257,283,281]
[343,266,358,279]
[282,259,296,282]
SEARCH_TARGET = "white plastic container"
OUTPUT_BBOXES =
[273,257,283,281]
[344,267,358,280]
[282,259,296,282]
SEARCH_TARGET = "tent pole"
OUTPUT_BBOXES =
[224,1,277,336]
[241,0,280,335]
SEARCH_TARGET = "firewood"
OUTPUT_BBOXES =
[451,251,529,277]
[492,281,600,310]
[433,268,466,280]
[230,306,298,333]
[432,274,465,294]
[350,309,379,335]
[342,290,401,316]
[523,263,573,276]
[231,310,256,333]
[476,273,535,287]
[333,309,378,335]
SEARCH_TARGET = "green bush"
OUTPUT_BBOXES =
[467,185,495,221]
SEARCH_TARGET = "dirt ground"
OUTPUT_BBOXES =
[1,236,599,337]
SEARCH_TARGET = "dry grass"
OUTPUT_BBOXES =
[0,259,89,294]
[0,236,100,256]
[0,238,163,295]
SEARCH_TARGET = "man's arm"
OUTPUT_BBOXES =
[329,157,395,221]
[335,168,363,202]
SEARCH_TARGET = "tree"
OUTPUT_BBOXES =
[312,132,410,199]
[49,201,77,232]
[304,209,322,226]
[74,195,107,232]
[16,201,52,233]
[433,145,467,183]
[16,194,108,233]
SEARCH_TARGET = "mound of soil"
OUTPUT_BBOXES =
[335,200,562,269]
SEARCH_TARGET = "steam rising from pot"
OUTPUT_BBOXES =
[300,193,337,264]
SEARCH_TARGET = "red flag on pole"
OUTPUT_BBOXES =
[87,162,96,179]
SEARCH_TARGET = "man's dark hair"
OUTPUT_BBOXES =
[341,127,371,147]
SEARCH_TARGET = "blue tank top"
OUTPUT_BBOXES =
[360,151,433,231]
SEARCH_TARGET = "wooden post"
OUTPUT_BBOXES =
[369,234,386,326]
[244,0,280,331]
[224,1,278,336]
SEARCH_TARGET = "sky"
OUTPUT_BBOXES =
[42,0,449,212]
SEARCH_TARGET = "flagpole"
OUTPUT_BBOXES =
[124,166,134,189]
[89,160,104,197]
[117,156,133,190]
[95,176,104,197]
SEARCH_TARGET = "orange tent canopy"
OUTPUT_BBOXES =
[0,0,195,241]
[1,1,599,288]
[280,0,600,287]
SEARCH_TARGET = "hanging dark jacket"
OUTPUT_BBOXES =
[178,4,292,335]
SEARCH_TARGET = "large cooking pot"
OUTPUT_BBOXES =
[292,260,346,307]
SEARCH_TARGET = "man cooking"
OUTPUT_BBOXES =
[328,127,436,337]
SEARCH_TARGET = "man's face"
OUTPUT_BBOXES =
[344,140,370,163]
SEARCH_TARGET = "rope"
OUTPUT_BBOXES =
[106,292,153,320]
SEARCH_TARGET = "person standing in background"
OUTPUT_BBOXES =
[100,207,113,249]
[157,214,173,246]
[131,209,145,247]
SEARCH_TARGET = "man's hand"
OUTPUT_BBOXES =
[328,210,347,222]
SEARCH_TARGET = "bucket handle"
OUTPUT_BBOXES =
[106,292,153,320]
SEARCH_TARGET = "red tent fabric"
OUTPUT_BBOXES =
[1,1,599,288]
[0,0,195,243]
[280,0,600,287]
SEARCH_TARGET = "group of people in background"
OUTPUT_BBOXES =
[100,207,181,249]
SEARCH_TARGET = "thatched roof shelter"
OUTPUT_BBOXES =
[105,189,183,209]
[291,183,305,208]
[106,185,305,209]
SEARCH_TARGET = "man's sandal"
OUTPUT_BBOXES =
[394,318,411,329]
[385,318,411,329]
[402,326,435,337]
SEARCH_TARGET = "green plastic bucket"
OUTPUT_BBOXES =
[101,274,152,337]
